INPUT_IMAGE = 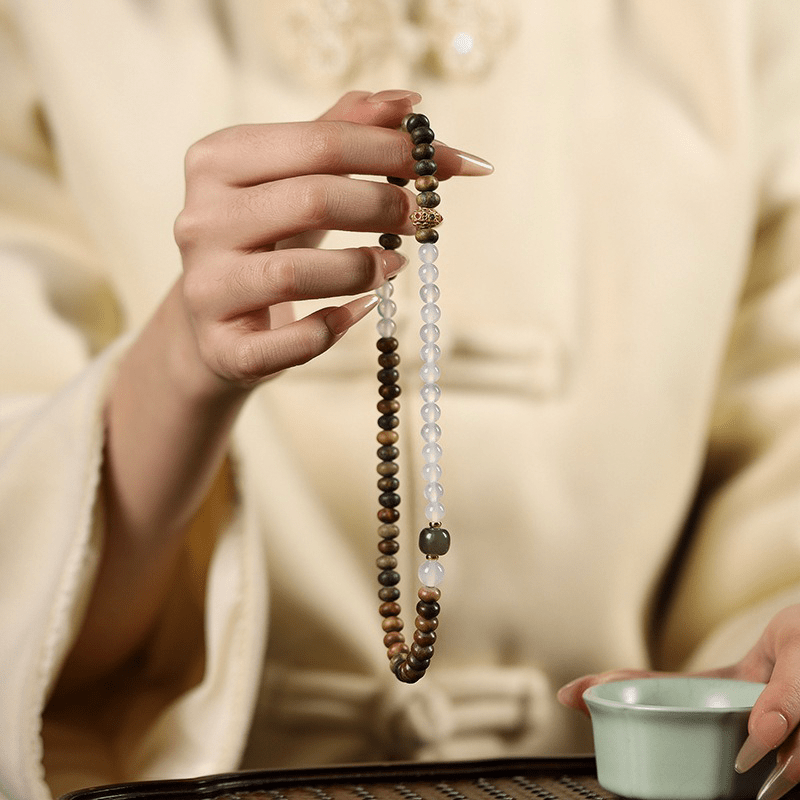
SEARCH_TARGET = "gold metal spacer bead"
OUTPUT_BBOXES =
[410,208,443,230]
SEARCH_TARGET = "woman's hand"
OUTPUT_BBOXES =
[173,88,490,396]
[557,604,800,800]
[57,89,493,692]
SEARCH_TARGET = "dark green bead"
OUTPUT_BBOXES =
[386,176,410,187]
[378,476,400,492]
[412,143,435,161]
[419,526,450,556]
[416,191,441,208]
[378,570,400,586]
[377,445,399,461]
[404,113,429,132]
[414,159,437,176]
[410,126,435,145]
[377,414,399,430]
[379,232,403,250]
[378,352,400,368]
[379,492,401,509]
[377,368,399,384]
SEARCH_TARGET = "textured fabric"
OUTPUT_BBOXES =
[1,1,800,798]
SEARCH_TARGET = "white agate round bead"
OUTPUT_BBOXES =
[420,363,441,384]
[425,501,446,523]
[420,323,440,343]
[419,559,445,587]
[418,243,439,263]
[419,283,440,304]
[422,442,443,463]
[422,462,442,482]
[421,303,441,324]
[376,281,394,299]
[420,422,441,443]
[377,318,396,337]
[421,402,441,423]
[419,263,439,284]
[420,383,441,403]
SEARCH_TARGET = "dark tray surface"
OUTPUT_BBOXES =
[61,757,612,800]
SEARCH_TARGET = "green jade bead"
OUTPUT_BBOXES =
[419,526,451,556]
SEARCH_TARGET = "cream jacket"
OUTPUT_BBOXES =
[2,2,800,799]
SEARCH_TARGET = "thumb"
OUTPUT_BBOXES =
[318,89,422,127]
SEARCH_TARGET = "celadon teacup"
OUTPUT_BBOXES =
[584,677,774,800]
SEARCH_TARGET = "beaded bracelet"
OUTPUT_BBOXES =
[374,113,448,684]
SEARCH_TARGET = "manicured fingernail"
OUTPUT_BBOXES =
[325,294,379,336]
[367,89,422,104]
[381,250,407,279]
[757,757,796,800]
[439,143,494,175]
[737,713,789,773]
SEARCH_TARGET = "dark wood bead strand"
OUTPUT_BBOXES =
[372,112,444,684]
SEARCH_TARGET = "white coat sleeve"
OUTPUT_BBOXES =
[0,9,265,799]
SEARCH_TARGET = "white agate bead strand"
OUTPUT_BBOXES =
[417,242,449,590]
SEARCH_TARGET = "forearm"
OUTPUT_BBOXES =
[58,279,250,690]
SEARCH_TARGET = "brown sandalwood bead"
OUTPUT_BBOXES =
[415,174,439,192]
[416,191,441,208]
[377,461,399,476]
[415,614,439,632]
[378,586,400,602]
[377,430,399,445]
[417,587,441,603]
[377,399,400,414]
[390,653,407,673]
[387,641,409,658]
[377,476,399,492]
[378,523,400,538]
[414,629,437,647]
[383,631,405,647]
[378,352,400,368]
[411,643,435,661]
[376,555,397,570]
[379,601,402,617]
[416,600,440,619]
[398,663,425,683]
[379,384,402,400]
[406,654,430,671]
[377,337,399,353]
[382,616,404,633]
[378,507,400,523]
[415,228,439,244]
[378,539,400,555]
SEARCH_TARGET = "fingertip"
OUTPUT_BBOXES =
[324,294,379,337]
[367,89,422,105]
